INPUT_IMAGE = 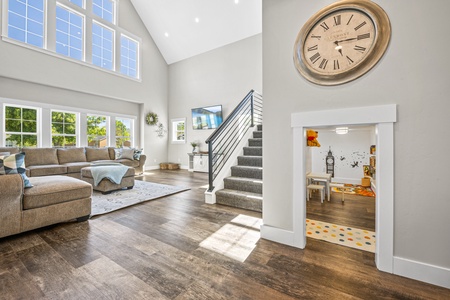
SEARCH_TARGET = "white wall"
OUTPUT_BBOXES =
[263,0,450,273]
[310,128,375,184]
[0,0,169,168]
[168,34,262,167]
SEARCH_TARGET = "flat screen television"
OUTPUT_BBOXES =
[192,105,223,130]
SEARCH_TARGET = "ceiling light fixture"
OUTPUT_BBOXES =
[195,17,199,23]
[164,32,169,37]
[235,0,239,4]
[335,127,349,135]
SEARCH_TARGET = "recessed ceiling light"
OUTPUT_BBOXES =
[235,0,239,3]
[195,17,199,23]
[164,32,169,37]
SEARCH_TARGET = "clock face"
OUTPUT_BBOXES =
[303,10,375,75]
[327,158,334,164]
[293,0,391,85]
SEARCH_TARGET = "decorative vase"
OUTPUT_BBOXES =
[192,147,196,153]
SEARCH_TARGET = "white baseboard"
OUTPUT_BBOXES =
[393,257,450,289]
[332,177,361,185]
[260,224,303,248]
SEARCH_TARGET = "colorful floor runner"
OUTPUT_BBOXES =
[331,184,375,197]
[306,219,376,253]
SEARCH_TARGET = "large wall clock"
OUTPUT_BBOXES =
[293,0,391,85]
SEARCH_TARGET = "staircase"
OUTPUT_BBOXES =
[215,124,262,212]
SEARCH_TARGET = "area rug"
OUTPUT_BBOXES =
[306,219,376,253]
[90,180,190,217]
[332,184,375,197]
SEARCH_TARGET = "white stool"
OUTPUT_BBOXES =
[307,184,325,203]
[329,183,345,202]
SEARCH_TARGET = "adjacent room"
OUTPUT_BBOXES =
[0,0,449,298]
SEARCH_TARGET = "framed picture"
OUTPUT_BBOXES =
[363,165,371,177]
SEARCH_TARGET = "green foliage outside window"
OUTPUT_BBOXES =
[52,111,77,147]
[5,106,38,147]
[115,118,132,147]
[87,116,107,147]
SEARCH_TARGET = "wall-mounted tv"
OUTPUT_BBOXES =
[192,105,223,130]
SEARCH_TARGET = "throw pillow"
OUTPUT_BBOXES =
[121,148,135,160]
[133,148,143,160]
[114,148,123,160]
[0,152,33,188]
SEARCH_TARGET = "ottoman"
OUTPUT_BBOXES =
[81,166,135,194]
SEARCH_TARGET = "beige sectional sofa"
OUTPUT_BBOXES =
[17,147,146,178]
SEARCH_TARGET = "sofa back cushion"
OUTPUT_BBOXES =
[22,148,58,166]
[57,148,86,164]
[0,147,20,155]
[85,147,110,162]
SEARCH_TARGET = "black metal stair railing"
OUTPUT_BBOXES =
[205,90,263,192]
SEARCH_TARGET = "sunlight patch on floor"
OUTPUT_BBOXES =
[199,214,262,262]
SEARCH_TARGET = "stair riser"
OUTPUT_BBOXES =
[224,179,262,194]
[216,194,262,212]
[248,139,262,147]
[243,147,262,156]
[257,124,263,131]
[238,156,262,167]
[253,131,262,139]
[231,167,262,179]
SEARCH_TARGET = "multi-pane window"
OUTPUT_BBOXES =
[56,6,83,60]
[52,111,77,147]
[87,115,107,148]
[69,0,84,8]
[8,0,45,48]
[93,0,114,23]
[92,23,114,70]
[115,118,133,147]
[4,105,38,147]
[120,35,138,78]
[171,119,186,143]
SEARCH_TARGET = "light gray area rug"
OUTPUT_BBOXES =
[90,180,190,217]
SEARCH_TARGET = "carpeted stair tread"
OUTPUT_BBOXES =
[231,165,263,179]
[237,155,262,167]
[248,138,262,147]
[216,189,262,212]
[243,146,262,156]
[253,131,262,139]
[224,176,262,194]
[257,124,262,131]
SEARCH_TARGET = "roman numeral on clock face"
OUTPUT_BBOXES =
[311,34,321,39]
[334,60,340,70]
[334,15,341,26]
[346,56,354,64]
[354,45,366,53]
[357,33,371,40]
[307,45,318,51]
[346,14,354,25]
[354,21,367,31]
[320,22,330,31]
[319,59,328,69]
[310,52,321,64]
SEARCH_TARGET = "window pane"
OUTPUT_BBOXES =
[8,0,44,47]
[120,35,138,78]
[70,0,83,8]
[22,121,37,133]
[22,135,38,147]
[93,0,114,23]
[52,123,64,134]
[52,136,64,147]
[115,118,132,147]
[92,23,114,70]
[52,111,78,147]
[56,6,84,60]
[5,120,21,132]
[23,108,37,120]
[5,106,21,119]
[87,115,107,148]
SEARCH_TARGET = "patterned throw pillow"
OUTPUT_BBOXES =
[0,152,33,188]
[133,149,143,160]
[114,148,123,160]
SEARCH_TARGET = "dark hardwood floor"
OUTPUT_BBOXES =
[1,170,449,299]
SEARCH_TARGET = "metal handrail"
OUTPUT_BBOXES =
[205,90,263,192]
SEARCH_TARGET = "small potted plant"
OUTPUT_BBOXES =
[190,142,198,153]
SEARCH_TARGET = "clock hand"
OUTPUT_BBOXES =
[335,45,344,56]
[334,37,358,45]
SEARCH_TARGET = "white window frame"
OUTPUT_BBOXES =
[92,20,115,70]
[87,114,109,148]
[1,0,141,81]
[120,33,139,78]
[51,109,79,147]
[171,118,186,144]
[3,103,41,148]
[114,117,134,148]
[55,3,85,61]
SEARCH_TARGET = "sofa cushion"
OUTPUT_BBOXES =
[0,152,33,188]
[22,148,59,166]
[23,176,92,210]
[28,165,68,177]
[86,148,110,162]
[63,162,92,173]
[0,147,19,155]
[121,148,135,160]
[115,159,139,168]
[57,148,86,164]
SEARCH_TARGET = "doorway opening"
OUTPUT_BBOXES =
[291,104,396,273]
[305,125,376,253]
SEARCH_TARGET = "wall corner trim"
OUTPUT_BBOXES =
[393,257,450,289]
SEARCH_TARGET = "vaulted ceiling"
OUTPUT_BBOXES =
[130,0,262,64]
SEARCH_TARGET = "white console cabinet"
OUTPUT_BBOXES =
[188,153,209,173]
